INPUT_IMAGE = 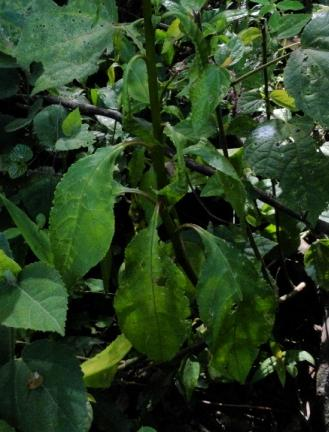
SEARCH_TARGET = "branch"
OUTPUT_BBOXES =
[43,95,122,122]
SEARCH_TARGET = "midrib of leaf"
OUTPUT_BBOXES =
[149,210,164,359]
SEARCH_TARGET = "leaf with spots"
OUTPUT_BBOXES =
[114,207,191,362]
[284,12,329,127]
[192,227,275,383]
[0,340,89,432]
[244,119,329,224]
[15,0,117,94]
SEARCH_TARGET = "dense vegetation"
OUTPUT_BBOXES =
[1,0,329,430]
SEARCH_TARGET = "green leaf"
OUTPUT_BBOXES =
[269,12,310,39]
[61,108,82,137]
[49,145,124,286]
[0,340,89,432]
[55,124,95,151]
[114,207,191,362]
[305,240,329,291]
[180,0,207,11]
[284,12,329,127]
[81,334,132,388]
[0,420,15,432]
[238,27,261,45]
[137,428,157,432]
[184,141,246,217]
[0,250,21,280]
[0,262,67,335]
[270,89,297,111]
[159,124,188,205]
[192,227,275,383]
[0,194,53,264]
[15,0,118,94]
[125,56,150,104]
[190,64,230,137]
[244,119,329,224]
[9,145,32,163]
[33,105,67,149]
[181,358,200,400]
[276,0,304,11]
[0,0,33,56]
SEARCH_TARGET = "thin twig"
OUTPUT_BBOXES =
[279,282,306,303]
[232,52,290,86]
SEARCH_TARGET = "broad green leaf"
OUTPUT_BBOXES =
[114,207,191,362]
[55,124,95,151]
[81,334,132,388]
[0,194,53,264]
[184,141,246,217]
[0,250,21,280]
[238,27,261,45]
[244,119,329,224]
[0,420,15,432]
[180,0,207,11]
[190,64,230,136]
[276,0,304,11]
[237,89,265,113]
[0,0,32,56]
[49,145,124,286]
[270,89,296,111]
[193,227,275,382]
[15,0,118,94]
[125,57,150,104]
[269,12,310,39]
[304,240,329,291]
[33,105,67,149]
[62,108,81,137]
[0,340,89,432]
[0,262,67,335]
[284,12,329,127]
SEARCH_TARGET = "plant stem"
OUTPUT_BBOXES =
[260,19,271,120]
[232,52,290,86]
[142,0,167,189]
[142,0,197,285]
[216,106,229,158]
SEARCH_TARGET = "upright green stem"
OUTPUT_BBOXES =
[142,0,167,189]
[260,19,271,120]
[142,0,197,285]
[216,106,229,158]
